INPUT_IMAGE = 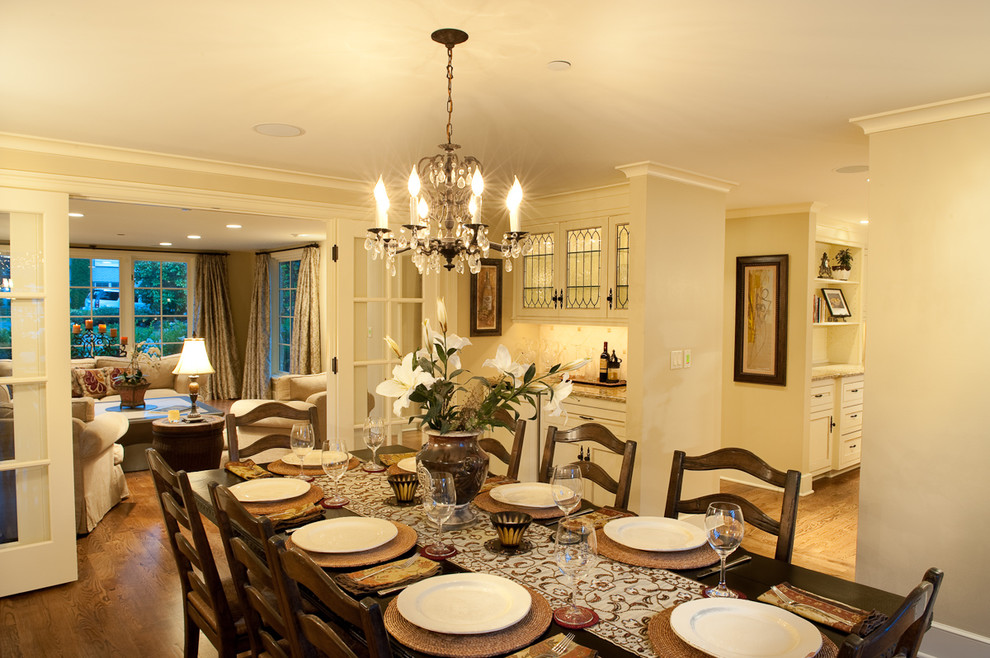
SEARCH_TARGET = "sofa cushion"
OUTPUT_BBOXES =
[95,354,179,390]
[73,367,127,399]
[289,373,326,401]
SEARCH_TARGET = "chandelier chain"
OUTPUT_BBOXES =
[446,44,454,144]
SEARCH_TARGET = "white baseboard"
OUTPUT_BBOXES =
[919,622,990,658]
[719,473,815,496]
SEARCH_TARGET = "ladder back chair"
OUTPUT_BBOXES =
[478,408,527,479]
[837,568,943,658]
[665,447,801,563]
[209,482,303,658]
[269,536,394,658]
[146,449,250,658]
[540,423,637,510]
[226,400,320,463]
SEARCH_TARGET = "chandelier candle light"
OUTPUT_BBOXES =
[367,28,530,276]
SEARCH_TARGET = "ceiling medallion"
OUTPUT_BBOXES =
[367,28,528,275]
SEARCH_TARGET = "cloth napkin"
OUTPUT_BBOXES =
[335,555,440,595]
[578,506,636,529]
[225,459,273,479]
[758,582,886,634]
[263,502,324,530]
[377,452,418,467]
[509,633,597,658]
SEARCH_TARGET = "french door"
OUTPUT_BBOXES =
[0,188,75,597]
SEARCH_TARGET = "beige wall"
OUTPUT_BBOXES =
[721,208,814,474]
[226,251,255,379]
[857,110,990,635]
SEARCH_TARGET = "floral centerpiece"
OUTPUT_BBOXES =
[375,298,586,526]
[113,340,161,408]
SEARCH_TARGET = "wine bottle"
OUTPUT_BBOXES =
[608,350,621,382]
[599,341,609,383]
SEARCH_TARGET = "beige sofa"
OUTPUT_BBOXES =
[68,354,206,402]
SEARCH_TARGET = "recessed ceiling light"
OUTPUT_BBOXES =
[860,219,870,225]
[833,165,869,174]
[187,235,201,239]
[160,242,172,246]
[547,60,571,72]
[226,224,242,229]
[253,123,305,137]
[68,212,84,218]
[292,233,316,238]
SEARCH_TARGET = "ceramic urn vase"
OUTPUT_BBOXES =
[416,429,489,528]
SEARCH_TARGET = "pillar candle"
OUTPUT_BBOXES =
[110,328,117,338]
[72,324,81,334]
[85,319,93,330]
[98,324,106,333]
[121,336,128,345]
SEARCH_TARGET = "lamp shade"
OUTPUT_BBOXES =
[172,338,216,375]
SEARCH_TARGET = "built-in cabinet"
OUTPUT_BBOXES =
[514,216,629,323]
[812,240,865,366]
[550,391,627,506]
[807,374,863,476]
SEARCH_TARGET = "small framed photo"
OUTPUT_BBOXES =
[821,288,851,318]
[469,258,502,336]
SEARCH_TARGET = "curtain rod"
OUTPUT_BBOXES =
[256,243,320,256]
[70,244,229,256]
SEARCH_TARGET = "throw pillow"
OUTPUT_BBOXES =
[73,367,126,399]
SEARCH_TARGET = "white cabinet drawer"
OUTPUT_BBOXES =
[838,434,862,468]
[841,378,864,407]
[841,405,863,435]
[810,382,834,412]
[562,395,627,426]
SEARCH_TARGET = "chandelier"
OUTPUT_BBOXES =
[366,28,529,276]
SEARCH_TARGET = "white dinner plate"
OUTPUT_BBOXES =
[602,516,708,552]
[291,517,398,554]
[670,598,822,658]
[397,573,532,634]
[229,477,310,503]
[397,457,417,473]
[490,482,557,508]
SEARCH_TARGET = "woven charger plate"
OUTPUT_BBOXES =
[647,606,838,658]
[241,482,325,516]
[266,456,360,476]
[473,491,564,520]
[384,586,552,658]
[286,521,417,568]
[596,528,720,569]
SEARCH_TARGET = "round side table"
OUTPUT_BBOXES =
[151,415,225,472]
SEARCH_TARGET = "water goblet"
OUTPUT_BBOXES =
[362,417,386,473]
[552,517,599,628]
[289,422,315,481]
[703,501,745,598]
[320,438,350,508]
[551,463,583,520]
[421,470,457,560]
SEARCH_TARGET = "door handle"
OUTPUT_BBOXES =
[607,288,613,309]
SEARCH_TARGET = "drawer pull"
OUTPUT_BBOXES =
[814,394,824,398]
[849,388,860,393]
[849,414,859,419]
[848,443,858,449]
[579,415,595,421]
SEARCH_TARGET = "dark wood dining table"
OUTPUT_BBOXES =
[186,445,905,658]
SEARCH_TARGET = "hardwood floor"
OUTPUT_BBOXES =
[0,467,860,656]
[721,468,860,581]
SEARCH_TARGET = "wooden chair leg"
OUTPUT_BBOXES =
[183,615,200,658]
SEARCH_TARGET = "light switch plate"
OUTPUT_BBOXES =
[671,350,684,369]
[684,349,692,368]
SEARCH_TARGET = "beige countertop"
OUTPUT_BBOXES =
[812,364,865,380]
[570,382,627,402]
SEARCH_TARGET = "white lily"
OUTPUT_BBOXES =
[484,344,530,384]
[375,353,437,415]
[543,375,574,418]
[437,297,448,333]
[418,319,471,372]
[558,358,591,373]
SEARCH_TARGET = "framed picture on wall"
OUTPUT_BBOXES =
[469,258,502,336]
[821,287,852,318]
[733,254,789,386]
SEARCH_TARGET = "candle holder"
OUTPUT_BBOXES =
[72,324,123,358]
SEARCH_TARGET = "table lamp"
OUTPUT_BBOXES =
[172,337,215,422]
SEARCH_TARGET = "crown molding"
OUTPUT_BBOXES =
[615,161,738,193]
[726,202,825,219]
[851,92,990,135]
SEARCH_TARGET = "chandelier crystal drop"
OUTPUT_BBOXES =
[366,28,529,276]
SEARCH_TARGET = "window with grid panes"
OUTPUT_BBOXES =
[273,259,300,374]
[134,260,189,356]
[522,232,555,308]
[69,257,121,358]
[565,227,601,309]
[0,253,9,359]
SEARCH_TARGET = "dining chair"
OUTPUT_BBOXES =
[837,567,943,658]
[209,482,303,658]
[478,408,527,479]
[540,422,638,509]
[226,400,320,463]
[664,447,801,562]
[145,448,250,658]
[269,536,394,658]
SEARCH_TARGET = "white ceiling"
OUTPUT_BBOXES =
[4,1,990,249]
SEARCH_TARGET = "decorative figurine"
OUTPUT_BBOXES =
[818,251,832,278]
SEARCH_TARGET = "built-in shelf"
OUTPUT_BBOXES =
[813,322,861,327]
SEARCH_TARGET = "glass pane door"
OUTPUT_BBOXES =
[565,225,602,310]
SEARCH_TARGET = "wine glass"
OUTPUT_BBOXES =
[421,470,457,560]
[320,438,350,508]
[703,502,745,598]
[553,517,598,627]
[551,463,583,519]
[362,417,386,473]
[289,422,315,481]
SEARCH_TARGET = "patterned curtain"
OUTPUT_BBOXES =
[194,254,241,399]
[240,254,271,399]
[290,246,322,374]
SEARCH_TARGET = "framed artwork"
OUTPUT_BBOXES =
[469,258,502,336]
[734,254,789,386]
[821,288,851,318]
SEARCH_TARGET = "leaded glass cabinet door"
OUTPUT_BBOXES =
[0,188,75,597]
[562,219,605,319]
[514,230,559,320]
[607,217,630,320]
